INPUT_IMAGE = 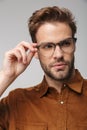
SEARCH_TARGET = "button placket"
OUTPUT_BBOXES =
[57,84,68,130]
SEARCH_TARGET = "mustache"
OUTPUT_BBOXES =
[56,57,65,62]
[49,58,69,67]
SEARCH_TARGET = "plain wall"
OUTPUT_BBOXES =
[0,0,87,98]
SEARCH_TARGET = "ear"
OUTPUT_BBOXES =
[34,52,39,59]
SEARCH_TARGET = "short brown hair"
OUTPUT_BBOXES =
[28,6,77,42]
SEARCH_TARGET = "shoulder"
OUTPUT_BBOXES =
[0,84,39,103]
[83,78,87,87]
[9,85,39,99]
[82,78,87,95]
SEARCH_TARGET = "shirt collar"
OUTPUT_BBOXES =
[34,77,49,98]
[35,69,84,97]
[66,69,84,93]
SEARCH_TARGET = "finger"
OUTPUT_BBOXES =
[27,51,35,65]
[16,42,38,64]
[16,41,38,52]
[15,46,27,64]
[5,49,23,63]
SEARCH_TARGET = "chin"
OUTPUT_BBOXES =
[54,69,73,81]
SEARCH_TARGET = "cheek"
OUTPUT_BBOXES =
[64,53,74,61]
[38,54,50,65]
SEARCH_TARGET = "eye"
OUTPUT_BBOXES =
[42,43,54,49]
[60,39,71,47]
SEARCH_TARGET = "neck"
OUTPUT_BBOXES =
[45,75,63,94]
[45,70,75,94]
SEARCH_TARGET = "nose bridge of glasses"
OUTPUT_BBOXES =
[53,42,63,56]
[54,42,62,51]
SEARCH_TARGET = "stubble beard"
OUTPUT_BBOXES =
[39,57,75,82]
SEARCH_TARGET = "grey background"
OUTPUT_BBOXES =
[0,0,87,98]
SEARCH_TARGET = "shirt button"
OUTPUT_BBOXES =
[60,101,64,104]
[63,84,66,87]
[35,88,40,91]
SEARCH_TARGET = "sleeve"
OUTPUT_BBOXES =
[0,96,10,130]
[0,89,24,130]
[0,126,3,130]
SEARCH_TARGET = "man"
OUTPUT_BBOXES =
[0,6,87,130]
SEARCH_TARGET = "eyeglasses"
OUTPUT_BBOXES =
[37,37,77,57]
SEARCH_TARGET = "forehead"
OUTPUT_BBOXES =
[36,22,72,44]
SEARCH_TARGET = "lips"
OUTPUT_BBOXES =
[52,62,67,70]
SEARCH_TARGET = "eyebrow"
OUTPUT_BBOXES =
[39,37,73,45]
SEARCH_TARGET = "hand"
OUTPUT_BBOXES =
[2,41,37,79]
[0,41,38,96]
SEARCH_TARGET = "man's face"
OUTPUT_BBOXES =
[36,22,75,81]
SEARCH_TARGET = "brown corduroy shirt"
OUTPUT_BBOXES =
[0,69,87,130]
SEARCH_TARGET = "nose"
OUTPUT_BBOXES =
[52,45,63,59]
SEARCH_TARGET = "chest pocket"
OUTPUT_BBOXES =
[78,123,87,130]
[77,126,87,130]
[16,122,47,130]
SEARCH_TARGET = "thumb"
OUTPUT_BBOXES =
[27,51,35,65]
